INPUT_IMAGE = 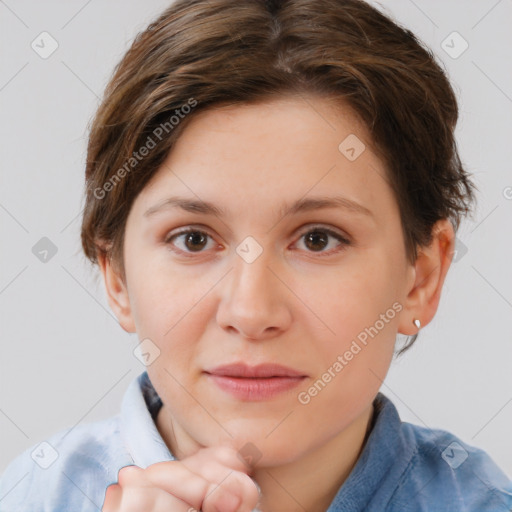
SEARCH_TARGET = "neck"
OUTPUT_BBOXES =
[252,403,374,512]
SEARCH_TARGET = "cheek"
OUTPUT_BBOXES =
[311,266,400,401]
[127,263,201,344]
[128,271,220,377]
[306,260,398,348]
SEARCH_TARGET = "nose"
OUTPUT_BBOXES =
[216,250,292,341]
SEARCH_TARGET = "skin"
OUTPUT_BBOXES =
[99,94,455,511]
[103,446,259,511]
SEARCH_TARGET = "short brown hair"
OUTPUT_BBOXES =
[80,0,477,352]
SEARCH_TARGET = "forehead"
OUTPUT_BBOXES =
[131,95,397,226]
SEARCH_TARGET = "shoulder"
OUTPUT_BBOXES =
[390,421,512,511]
[0,414,133,512]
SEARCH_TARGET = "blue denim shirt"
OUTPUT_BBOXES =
[1,370,511,511]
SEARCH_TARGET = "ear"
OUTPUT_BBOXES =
[97,251,136,333]
[398,219,455,335]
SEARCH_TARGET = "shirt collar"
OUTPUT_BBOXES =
[327,391,412,510]
[120,370,175,468]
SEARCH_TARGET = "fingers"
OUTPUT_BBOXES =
[102,447,261,512]
[116,463,208,510]
[102,464,203,512]
[104,461,256,512]
[179,447,260,512]
[187,462,259,512]
[102,481,197,512]
[143,461,255,512]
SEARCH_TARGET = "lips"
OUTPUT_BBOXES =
[203,363,307,401]
[205,362,306,378]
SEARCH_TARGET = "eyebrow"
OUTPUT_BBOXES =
[143,195,374,220]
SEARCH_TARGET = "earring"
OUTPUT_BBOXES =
[413,319,421,329]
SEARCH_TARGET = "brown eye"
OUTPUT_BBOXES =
[296,226,351,255]
[165,229,214,254]
[183,231,208,251]
[304,230,329,251]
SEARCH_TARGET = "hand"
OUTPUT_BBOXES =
[102,446,260,512]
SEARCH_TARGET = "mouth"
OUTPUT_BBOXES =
[203,363,307,401]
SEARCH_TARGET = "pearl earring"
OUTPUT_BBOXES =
[413,319,421,329]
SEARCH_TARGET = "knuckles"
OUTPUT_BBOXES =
[117,465,143,486]
[229,472,260,503]
[106,452,259,511]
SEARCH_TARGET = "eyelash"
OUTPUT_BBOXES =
[164,225,351,258]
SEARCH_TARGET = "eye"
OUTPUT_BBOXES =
[164,225,351,257]
[165,228,217,255]
[294,225,351,256]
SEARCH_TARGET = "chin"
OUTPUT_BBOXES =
[225,430,306,468]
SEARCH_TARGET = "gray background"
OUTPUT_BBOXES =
[1,0,511,479]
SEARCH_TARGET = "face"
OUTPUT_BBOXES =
[108,95,420,466]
